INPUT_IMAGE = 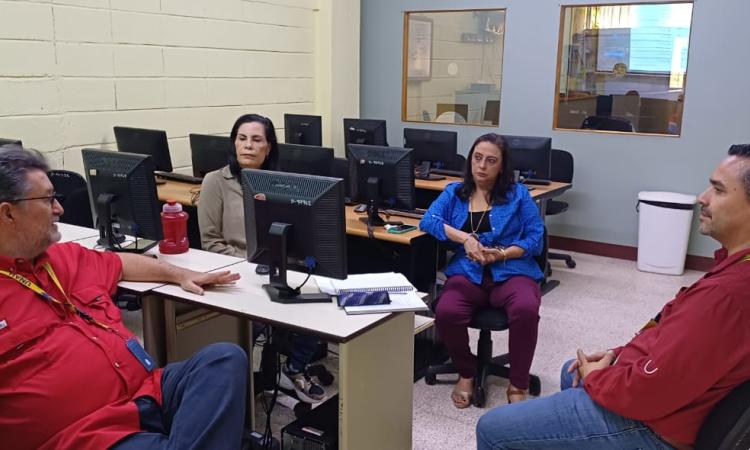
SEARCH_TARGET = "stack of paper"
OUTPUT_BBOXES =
[314,272,428,315]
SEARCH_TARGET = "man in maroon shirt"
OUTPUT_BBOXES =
[0,147,247,449]
[476,144,750,450]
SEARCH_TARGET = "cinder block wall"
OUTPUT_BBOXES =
[0,0,322,173]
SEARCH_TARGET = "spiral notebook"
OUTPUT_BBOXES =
[313,272,427,314]
[314,272,415,295]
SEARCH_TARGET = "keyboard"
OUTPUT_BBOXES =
[414,173,446,181]
[522,178,551,186]
[430,168,463,177]
[383,208,425,220]
[155,171,204,184]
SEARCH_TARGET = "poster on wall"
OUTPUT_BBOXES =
[407,16,432,80]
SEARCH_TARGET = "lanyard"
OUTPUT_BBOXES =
[0,263,125,339]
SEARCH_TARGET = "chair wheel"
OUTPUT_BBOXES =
[529,376,542,396]
[424,373,436,385]
[473,386,486,407]
[565,260,576,269]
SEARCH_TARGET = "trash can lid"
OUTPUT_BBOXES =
[638,191,697,205]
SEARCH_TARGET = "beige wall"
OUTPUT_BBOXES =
[0,0,359,172]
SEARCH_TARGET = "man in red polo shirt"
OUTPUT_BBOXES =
[0,147,246,450]
[476,144,750,450]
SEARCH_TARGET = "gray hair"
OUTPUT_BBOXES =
[0,145,49,203]
[728,144,750,200]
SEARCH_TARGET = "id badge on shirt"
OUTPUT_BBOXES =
[126,337,156,372]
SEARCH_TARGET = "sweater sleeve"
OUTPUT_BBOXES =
[584,284,749,421]
[197,172,243,257]
[419,183,458,242]
[508,187,544,256]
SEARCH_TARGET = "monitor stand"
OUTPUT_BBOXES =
[95,193,157,254]
[359,176,386,228]
[263,222,332,304]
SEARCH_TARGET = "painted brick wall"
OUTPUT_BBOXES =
[0,0,318,173]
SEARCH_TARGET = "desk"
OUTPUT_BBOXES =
[154,261,415,450]
[415,175,572,202]
[157,180,200,206]
[58,222,100,242]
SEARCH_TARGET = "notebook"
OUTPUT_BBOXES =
[314,272,415,295]
[313,272,428,315]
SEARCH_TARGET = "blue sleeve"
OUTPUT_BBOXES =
[509,187,544,256]
[419,183,459,242]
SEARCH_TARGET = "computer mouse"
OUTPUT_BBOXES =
[255,264,271,275]
[354,204,367,213]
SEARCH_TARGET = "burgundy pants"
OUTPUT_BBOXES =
[435,274,541,389]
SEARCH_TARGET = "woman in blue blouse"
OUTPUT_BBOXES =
[419,133,544,408]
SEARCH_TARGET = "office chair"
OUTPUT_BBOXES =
[695,378,750,450]
[436,103,469,124]
[47,170,94,228]
[451,154,467,172]
[546,149,576,269]
[581,115,634,132]
[424,229,548,407]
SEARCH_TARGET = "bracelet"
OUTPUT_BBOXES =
[499,247,508,263]
[461,235,472,245]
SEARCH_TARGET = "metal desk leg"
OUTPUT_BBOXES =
[338,312,414,450]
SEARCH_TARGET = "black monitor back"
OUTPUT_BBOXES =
[241,169,347,279]
[277,143,334,177]
[403,128,457,169]
[81,149,163,241]
[189,134,232,178]
[343,118,388,147]
[114,126,173,172]
[284,114,323,146]
[347,144,415,210]
[502,135,552,180]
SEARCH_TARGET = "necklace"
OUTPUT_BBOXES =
[469,194,490,239]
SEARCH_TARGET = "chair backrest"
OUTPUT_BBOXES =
[451,154,466,172]
[581,115,634,132]
[550,149,574,184]
[695,379,750,450]
[47,170,94,228]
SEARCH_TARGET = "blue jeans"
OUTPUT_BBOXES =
[476,359,674,449]
[112,343,248,450]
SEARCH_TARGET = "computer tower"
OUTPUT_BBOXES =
[281,394,338,450]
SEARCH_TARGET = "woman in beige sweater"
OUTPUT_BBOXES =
[198,114,326,403]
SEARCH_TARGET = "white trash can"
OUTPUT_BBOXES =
[637,191,697,275]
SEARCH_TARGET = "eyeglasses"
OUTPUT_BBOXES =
[7,193,64,206]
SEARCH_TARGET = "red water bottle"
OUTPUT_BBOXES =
[159,200,189,254]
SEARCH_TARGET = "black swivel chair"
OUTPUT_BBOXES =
[47,170,94,228]
[546,150,576,269]
[695,379,750,450]
[424,229,548,407]
[451,154,467,172]
[581,115,635,132]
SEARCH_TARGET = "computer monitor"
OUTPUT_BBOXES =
[343,118,388,147]
[0,138,22,147]
[277,143,334,177]
[502,135,552,180]
[284,114,322,146]
[242,169,347,304]
[82,149,163,253]
[347,144,415,227]
[113,126,173,173]
[189,134,232,178]
[403,128,457,170]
